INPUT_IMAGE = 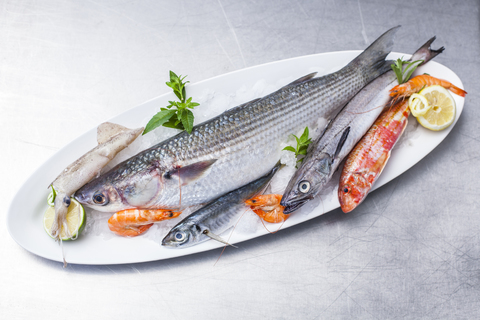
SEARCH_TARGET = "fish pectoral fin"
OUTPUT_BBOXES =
[333,127,351,160]
[96,122,130,144]
[287,72,318,86]
[203,230,237,248]
[172,159,217,186]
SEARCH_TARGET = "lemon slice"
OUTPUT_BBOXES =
[44,198,86,240]
[409,93,430,117]
[416,85,456,131]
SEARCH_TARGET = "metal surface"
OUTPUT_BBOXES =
[1,0,478,318]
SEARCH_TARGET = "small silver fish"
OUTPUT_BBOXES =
[162,163,281,248]
[281,36,444,214]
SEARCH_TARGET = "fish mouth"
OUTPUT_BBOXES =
[73,191,89,205]
[282,198,309,214]
[161,233,185,248]
[161,237,177,248]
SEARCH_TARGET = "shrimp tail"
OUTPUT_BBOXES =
[448,84,467,97]
[390,74,467,98]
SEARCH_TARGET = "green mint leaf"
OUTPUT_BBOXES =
[169,71,179,82]
[177,102,187,110]
[293,134,300,150]
[164,114,183,129]
[297,149,307,155]
[187,102,200,109]
[284,127,312,165]
[391,58,424,85]
[181,86,186,103]
[163,119,184,130]
[392,63,403,84]
[282,146,296,153]
[182,109,195,134]
[143,109,176,135]
[299,127,309,144]
[145,71,200,135]
[173,89,183,102]
[402,60,423,83]
[177,108,184,120]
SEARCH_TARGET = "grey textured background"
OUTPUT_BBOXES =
[1,0,479,319]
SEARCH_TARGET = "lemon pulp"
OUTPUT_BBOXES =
[43,198,86,240]
[416,85,456,131]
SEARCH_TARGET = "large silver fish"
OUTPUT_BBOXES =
[281,36,444,214]
[75,27,399,212]
[162,163,281,248]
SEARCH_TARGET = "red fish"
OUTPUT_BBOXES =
[338,100,410,213]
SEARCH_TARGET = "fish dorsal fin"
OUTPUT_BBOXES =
[287,72,317,86]
[203,229,238,248]
[237,98,262,109]
[97,122,130,144]
[334,127,350,159]
[171,159,217,186]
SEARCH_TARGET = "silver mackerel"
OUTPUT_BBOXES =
[162,163,281,248]
[281,36,444,213]
[75,27,399,212]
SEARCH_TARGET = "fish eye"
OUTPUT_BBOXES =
[343,185,350,194]
[164,171,171,179]
[93,192,108,205]
[298,181,310,194]
[175,231,186,242]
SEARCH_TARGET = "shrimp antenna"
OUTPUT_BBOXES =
[214,207,251,266]
[259,217,286,234]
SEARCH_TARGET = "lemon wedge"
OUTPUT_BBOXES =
[47,186,56,207]
[44,198,86,240]
[416,85,456,131]
[409,93,430,117]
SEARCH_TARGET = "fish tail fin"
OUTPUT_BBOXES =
[350,25,400,78]
[410,36,444,64]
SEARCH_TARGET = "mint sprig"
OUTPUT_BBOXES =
[391,58,424,84]
[283,127,312,167]
[143,71,200,135]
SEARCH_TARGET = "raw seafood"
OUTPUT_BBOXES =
[75,27,399,213]
[108,209,182,237]
[162,163,281,248]
[50,123,143,240]
[281,36,443,213]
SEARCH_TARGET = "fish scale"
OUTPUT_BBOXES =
[75,27,398,213]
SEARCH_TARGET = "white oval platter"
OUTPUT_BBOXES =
[7,50,465,265]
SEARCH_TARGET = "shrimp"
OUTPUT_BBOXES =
[245,194,289,224]
[108,209,182,237]
[390,74,467,99]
